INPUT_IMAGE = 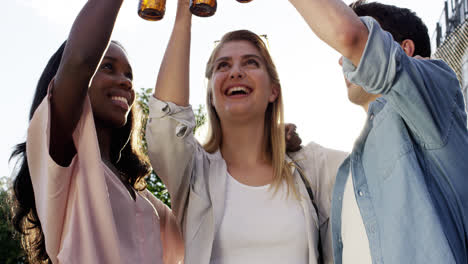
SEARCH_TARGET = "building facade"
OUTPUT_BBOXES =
[432,0,468,119]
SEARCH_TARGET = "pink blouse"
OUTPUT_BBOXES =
[26,83,184,264]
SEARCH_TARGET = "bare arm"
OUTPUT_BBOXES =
[288,0,369,66]
[49,0,123,166]
[153,0,192,106]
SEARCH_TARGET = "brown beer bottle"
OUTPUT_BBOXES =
[138,0,166,21]
[190,0,217,17]
[236,0,252,2]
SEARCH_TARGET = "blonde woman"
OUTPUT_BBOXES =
[146,0,346,263]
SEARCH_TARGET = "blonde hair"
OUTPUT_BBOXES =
[203,30,297,197]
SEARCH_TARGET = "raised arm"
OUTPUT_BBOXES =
[146,0,197,226]
[288,0,368,66]
[153,0,192,106]
[50,0,124,165]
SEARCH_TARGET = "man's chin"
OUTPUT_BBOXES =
[347,91,366,107]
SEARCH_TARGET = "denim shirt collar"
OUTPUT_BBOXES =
[368,97,387,116]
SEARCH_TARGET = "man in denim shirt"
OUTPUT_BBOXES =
[288,0,468,263]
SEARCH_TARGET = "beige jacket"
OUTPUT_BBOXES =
[146,97,347,264]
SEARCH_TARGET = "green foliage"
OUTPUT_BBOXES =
[194,104,207,134]
[0,177,27,264]
[136,88,207,207]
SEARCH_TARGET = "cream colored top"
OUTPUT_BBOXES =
[146,96,348,264]
[341,171,372,264]
[210,175,308,264]
[26,83,184,264]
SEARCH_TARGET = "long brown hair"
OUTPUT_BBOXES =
[203,30,297,196]
[10,41,151,263]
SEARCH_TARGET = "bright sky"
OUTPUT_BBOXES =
[2,0,445,178]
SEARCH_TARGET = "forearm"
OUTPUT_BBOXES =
[288,0,368,66]
[56,0,123,88]
[52,0,124,126]
[49,0,124,166]
[154,0,192,106]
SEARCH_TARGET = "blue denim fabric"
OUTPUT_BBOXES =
[331,17,468,264]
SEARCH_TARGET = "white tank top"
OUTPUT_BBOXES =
[210,173,308,264]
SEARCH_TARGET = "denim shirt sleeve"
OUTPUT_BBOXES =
[342,17,464,149]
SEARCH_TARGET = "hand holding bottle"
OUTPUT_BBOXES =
[139,0,252,21]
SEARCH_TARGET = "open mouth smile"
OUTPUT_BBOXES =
[110,95,130,110]
[225,86,252,97]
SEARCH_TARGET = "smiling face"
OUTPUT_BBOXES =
[88,42,135,128]
[209,40,278,123]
